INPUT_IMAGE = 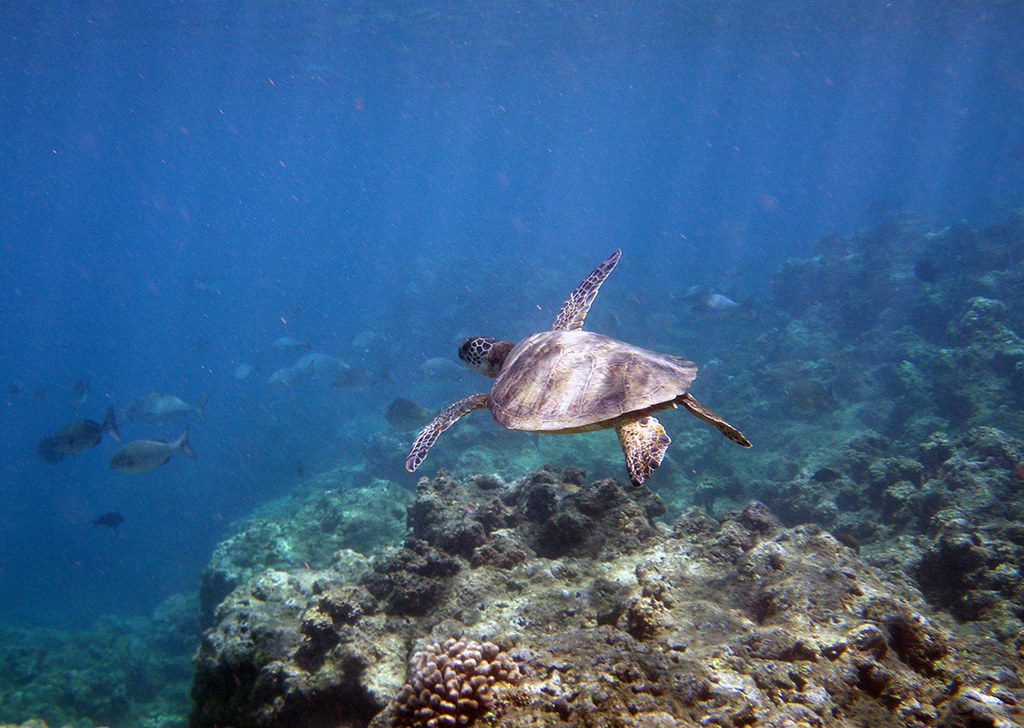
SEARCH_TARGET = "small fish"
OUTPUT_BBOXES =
[109,427,195,474]
[233,363,256,381]
[272,336,311,352]
[419,357,466,380]
[331,364,391,391]
[830,530,861,554]
[810,467,842,483]
[684,286,747,316]
[267,366,304,388]
[385,397,431,431]
[294,352,344,380]
[296,462,306,477]
[91,511,125,529]
[352,329,391,353]
[127,393,207,422]
[38,407,120,462]
[32,386,47,403]
[5,381,22,398]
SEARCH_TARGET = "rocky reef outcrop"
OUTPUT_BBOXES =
[189,468,1023,728]
[198,472,407,627]
[0,594,198,728]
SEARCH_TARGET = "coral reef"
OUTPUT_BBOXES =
[0,594,198,728]
[19,212,1024,727]
[186,212,1024,726]
[199,471,406,626]
[727,213,1024,646]
[388,638,522,727]
[189,468,1023,727]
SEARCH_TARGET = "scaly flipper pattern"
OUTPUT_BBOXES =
[552,249,621,331]
[616,415,671,486]
[405,393,491,472]
[678,392,752,448]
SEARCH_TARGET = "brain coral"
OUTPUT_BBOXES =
[390,637,522,727]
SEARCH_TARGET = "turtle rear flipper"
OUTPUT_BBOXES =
[678,393,752,447]
[552,249,621,331]
[405,393,490,472]
[617,415,671,486]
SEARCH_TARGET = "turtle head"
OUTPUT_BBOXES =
[459,337,514,378]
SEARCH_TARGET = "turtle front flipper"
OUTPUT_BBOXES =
[552,249,621,331]
[405,393,490,472]
[616,415,671,486]
[677,392,752,448]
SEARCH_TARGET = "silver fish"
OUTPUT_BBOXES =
[109,428,195,475]
[127,393,207,421]
[272,336,310,352]
[331,364,390,391]
[683,286,746,316]
[294,352,343,380]
[233,363,255,381]
[418,357,466,380]
[267,366,304,388]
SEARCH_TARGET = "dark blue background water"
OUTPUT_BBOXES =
[2,1,1023,627]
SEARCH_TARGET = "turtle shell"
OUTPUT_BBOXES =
[490,330,698,432]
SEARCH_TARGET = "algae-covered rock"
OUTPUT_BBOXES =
[199,472,407,626]
[189,468,1023,728]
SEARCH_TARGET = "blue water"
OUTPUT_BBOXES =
[1,1,1022,628]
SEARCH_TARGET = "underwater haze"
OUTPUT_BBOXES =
[1,1,1024,726]
[1,0,1020,627]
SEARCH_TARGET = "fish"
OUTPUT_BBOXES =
[32,386,47,402]
[91,511,125,529]
[419,357,467,380]
[5,381,22,398]
[109,427,195,474]
[385,397,432,431]
[267,366,304,388]
[351,330,393,366]
[830,530,861,554]
[294,352,344,380]
[683,286,749,316]
[330,364,391,391]
[272,336,311,352]
[810,467,842,483]
[43,407,121,458]
[127,393,207,421]
[234,363,256,381]
[352,330,391,352]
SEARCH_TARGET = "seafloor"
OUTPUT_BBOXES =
[4,212,1024,727]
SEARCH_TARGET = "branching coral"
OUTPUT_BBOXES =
[390,638,522,727]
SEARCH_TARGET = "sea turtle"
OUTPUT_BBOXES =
[405,250,751,485]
